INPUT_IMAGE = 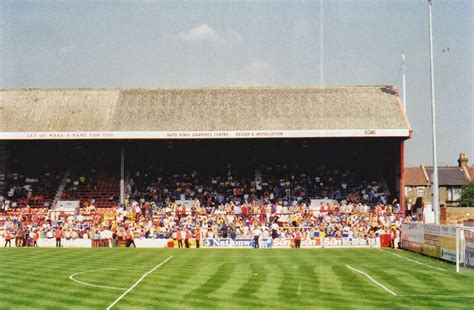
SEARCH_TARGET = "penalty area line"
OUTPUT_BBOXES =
[106,255,174,310]
[345,265,397,296]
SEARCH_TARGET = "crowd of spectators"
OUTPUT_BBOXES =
[1,200,401,246]
[1,164,401,247]
[127,164,395,211]
[2,171,62,210]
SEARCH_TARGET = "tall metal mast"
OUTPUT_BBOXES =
[402,51,407,111]
[428,0,439,224]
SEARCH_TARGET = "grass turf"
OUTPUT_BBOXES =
[0,248,473,309]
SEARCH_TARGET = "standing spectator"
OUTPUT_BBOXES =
[116,228,124,248]
[176,227,183,248]
[134,204,141,223]
[33,230,39,247]
[55,227,62,247]
[294,230,302,249]
[4,229,12,247]
[22,227,29,247]
[253,226,262,249]
[184,228,191,248]
[259,205,266,222]
[15,228,23,247]
[242,204,248,219]
[390,227,397,249]
[271,222,279,240]
[125,228,136,248]
[195,228,201,248]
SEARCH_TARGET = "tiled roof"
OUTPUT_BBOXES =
[425,167,470,186]
[405,167,429,186]
[466,167,474,181]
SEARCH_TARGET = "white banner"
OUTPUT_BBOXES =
[424,224,442,237]
[134,239,168,248]
[37,238,92,248]
[0,237,379,248]
[401,223,424,244]
[0,238,168,248]
[272,238,321,248]
[55,201,80,211]
[0,129,410,140]
[203,238,272,248]
[272,237,379,248]
[321,237,379,248]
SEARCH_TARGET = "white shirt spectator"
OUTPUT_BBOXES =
[253,228,262,237]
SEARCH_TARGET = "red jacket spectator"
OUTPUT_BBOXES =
[295,231,301,241]
[185,229,192,240]
[176,229,182,240]
[55,229,62,239]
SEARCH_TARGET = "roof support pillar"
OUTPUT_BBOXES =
[400,140,406,217]
[120,143,125,207]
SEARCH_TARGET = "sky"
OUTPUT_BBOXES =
[0,0,472,167]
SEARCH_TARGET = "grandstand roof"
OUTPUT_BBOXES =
[0,86,411,140]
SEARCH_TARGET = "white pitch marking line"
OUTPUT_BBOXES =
[106,255,173,310]
[345,264,397,296]
[459,272,474,278]
[380,250,446,272]
[69,268,127,291]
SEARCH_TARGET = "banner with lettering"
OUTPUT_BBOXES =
[401,223,457,262]
[465,229,474,269]
[203,238,272,248]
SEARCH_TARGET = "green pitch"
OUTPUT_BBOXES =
[1,248,473,309]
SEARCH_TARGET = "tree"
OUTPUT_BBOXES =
[460,181,474,207]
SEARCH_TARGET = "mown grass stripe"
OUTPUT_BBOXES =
[254,264,284,299]
[1,248,474,309]
[106,255,173,310]
[213,263,253,300]
[233,262,268,300]
[182,262,235,308]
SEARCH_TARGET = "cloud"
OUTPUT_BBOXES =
[177,24,219,42]
[163,24,243,43]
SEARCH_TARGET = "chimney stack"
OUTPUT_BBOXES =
[458,153,469,168]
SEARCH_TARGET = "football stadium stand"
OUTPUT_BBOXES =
[0,85,411,247]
